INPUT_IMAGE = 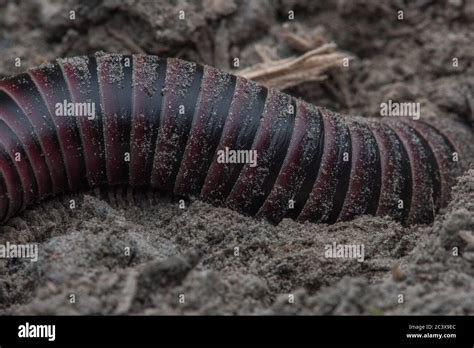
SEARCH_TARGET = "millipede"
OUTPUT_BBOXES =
[0,53,472,226]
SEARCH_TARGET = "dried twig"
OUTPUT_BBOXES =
[238,43,351,90]
[237,23,352,90]
[280,24,327,52]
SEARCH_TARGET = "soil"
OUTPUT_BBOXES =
[0,0,473,315]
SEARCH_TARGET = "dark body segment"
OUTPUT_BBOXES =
[297,110,352,223]
[59,56,107,187]
[400,119,459,209]
[129,55,167,186]
[174,66,236,196]
[200,77,267,204]
[0,121,37,212]
[0,75,64,197]
[337,120,381,222]
[368,121,411,223]
[225,89,296,216]
[383,120,441,224]
[96,54,134,186]
[150,59,203,190]
[29,63,87,191]
[256,100,324,223]
[0,143,23,219]
[422,116,474,167]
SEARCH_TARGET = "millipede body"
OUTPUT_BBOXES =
[0,53,472,225]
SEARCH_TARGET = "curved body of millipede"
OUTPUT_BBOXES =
[0,53,472,225]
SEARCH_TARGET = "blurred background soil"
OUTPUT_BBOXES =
[0,0,473,314]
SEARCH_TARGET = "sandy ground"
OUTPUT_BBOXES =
[0,0,473,314]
